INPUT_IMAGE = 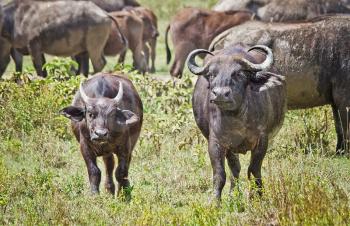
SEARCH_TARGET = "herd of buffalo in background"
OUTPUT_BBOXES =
[1,0,350,202]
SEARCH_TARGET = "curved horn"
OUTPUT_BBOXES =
[113,81,123,105]
[186,49,213,75]
[79,83,92,104]
[239,45,274,71]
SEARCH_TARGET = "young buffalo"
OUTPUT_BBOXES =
[60,73,143,197]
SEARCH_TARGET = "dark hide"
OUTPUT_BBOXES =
[210,15,350,154]
[190,44,286,201]
[60,73,143,196]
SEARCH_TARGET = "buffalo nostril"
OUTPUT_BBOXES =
[95,130,108,137]
[212,90,217,96]
[224,91,230,97]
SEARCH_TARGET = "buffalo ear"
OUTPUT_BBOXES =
[121,110,139,126]
[60,106,85,122]
[249,71,275,83]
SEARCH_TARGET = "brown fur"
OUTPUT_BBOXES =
[165,7,253,78]
[109,10,147,74]
[128,7,159,73]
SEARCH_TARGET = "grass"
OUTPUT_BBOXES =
[1,0,350,225]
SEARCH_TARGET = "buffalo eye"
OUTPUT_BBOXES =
[88,112,96,119]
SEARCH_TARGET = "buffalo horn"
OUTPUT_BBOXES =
[239,45,274,71]
[187,49,213,75]
[113,81,123,105]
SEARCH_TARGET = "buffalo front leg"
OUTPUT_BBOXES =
[118,49,127,65]
[248,136,268,196]
[226,151,241,196]
[80,141,101,194]
[74,52,90,77]
[103,154,115,195]
[28,40,47,77]
[208,136,226,201]
[11,48,23,73]
[115,146,132,199]
[143,43,150,71]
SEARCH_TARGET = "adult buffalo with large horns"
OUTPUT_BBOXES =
[210,15,350,155]
[60,73,143,197]
[188,44,286,201]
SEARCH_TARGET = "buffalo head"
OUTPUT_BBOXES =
[60,81,139,144]
[187,45,274,111]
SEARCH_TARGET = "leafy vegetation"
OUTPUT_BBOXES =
[0,0,350,225]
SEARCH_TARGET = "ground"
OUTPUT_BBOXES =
[0,0,349,225]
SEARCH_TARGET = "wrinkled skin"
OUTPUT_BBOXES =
[213,0,350,21]
[76,10,146,75]
[60,73,143,196]
[127,7,159,73]
[0,1,114,77]
[210,15,350,154]
[165,8,253,78]
[190,44,286,201]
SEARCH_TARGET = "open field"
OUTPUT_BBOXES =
[1,0,350,225]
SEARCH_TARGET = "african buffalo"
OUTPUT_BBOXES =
[213,0,350,21]
[76,10,146,75]
[210,15,350,154]
[165,8,253,78]
[188,44,286,200]
[32,0,140,12]
[0,1,126,77]
[127,7,159,73]
[60,73,143,196]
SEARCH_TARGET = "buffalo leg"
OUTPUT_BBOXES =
[130,42,147,74]
[226,151,241,196]
[0,55,10,78]
[103,154,116,195]
[332,104,346,155]
[74,52,90,77]
[208,136,226,201]
[118,49,127,65]
[115,146,132,198]
[10,48,23,73]
[248,136,268,196]
[28,40,47,77]
[143,43,150,71]
[80,141,101,194]
[149,38,157,73]
[170,41,195,78]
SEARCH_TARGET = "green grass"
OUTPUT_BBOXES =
[1,0,350,225]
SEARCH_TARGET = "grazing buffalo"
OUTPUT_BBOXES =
[210,15,350,154]
[188,44,286,200]
[33,0,140,12]
[213,0,350,21]
[165,8,253,78]
[127,7,159,73]
[0,1,126,77]
[76,10,147,76]
[60,73,143,196]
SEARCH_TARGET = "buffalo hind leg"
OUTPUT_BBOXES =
[248,136,268,197]
[332,104,346,155]
[118,49,127,65]
[103,154,116,195]
[208,136,226,202]
[74,52,90,77]
[149,38,157,73]
[115,146,132,200]
[226,151,241,196]
[143,43,150,72]
[28,40,47,77]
